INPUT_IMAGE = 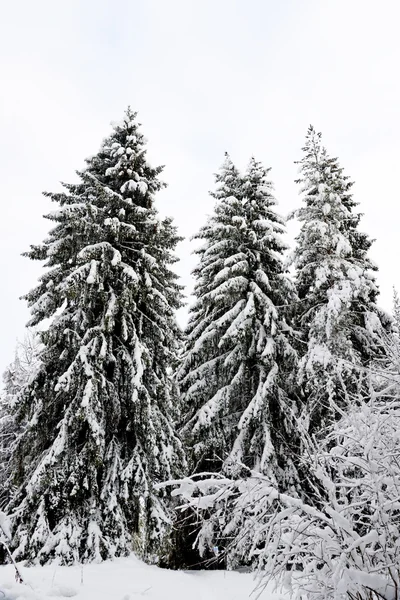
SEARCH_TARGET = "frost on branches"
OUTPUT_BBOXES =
[388,288,400,361]
[290,126,389,435]
[179,154,299,489]
[0,331,41,510]
[172,385,400,599]
[6,109,185,564]
[256,393,400,600]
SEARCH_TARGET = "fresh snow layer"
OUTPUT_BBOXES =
[0,554,280,600]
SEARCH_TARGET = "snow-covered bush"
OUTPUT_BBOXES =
[171,393,400,600]
[0,331,41,509]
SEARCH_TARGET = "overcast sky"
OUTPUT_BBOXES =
[0,0,399,374]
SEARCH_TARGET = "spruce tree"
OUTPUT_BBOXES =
[392,288,400,338]
[6,109,185,564]
[291,126,389,435]
[179,154,298,488]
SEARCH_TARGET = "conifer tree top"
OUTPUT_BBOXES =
[291,125,378,303]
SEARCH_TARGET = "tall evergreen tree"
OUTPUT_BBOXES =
[291,126,389,435]
[179,154,298,488]
[6,109,185,564]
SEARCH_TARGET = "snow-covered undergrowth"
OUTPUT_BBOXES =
[170,396,400,600]
[0,554,279,600]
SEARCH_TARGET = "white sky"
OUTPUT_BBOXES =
[0,0,399,374]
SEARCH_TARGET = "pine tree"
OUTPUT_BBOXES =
[291,126,389,435]
[179,154,298,488]
[6,109,185,564]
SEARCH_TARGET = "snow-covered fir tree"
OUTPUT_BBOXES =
[290,126,389,435]
[6,109,185,564]
[179,154,298,488]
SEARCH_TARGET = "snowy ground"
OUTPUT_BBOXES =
[0,555,282,600]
